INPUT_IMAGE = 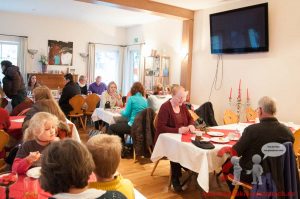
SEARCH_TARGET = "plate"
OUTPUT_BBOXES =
[26,167,41,179]
[211,137,230,144]
[229,137,239,141]
[191,137,210,142]
[207,131,224,137]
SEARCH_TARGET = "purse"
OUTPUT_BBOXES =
[104,101,111,109]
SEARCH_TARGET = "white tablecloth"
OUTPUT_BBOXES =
[91,108,121,125]
[151,133,231,192]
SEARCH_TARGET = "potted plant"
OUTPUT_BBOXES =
[39,55,48,73]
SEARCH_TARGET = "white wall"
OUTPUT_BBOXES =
[126,18,183,84]
[191,0,300,124]
[0,11,126,77]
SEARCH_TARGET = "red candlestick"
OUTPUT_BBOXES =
[247,88,249,100]
[229,87,232,99]
[238,79,241,99]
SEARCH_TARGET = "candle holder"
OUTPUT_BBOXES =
[229,97,251,123]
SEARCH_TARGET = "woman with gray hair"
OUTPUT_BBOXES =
[77,75,88,95]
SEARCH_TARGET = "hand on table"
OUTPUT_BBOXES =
[178,126,189,134]
[26,151,41,164]
[188,125,196,132]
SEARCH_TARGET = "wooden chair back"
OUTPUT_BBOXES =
[0,130,9,152]
[189,110,199,121]
[85,93,100,113]
[17,108,31,116]
[69,95,85,115]
[0,98,8,108]
[223,109,238,125]
[246,107,257,121]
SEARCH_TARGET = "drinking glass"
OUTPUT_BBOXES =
[24,177,38,199]
[0,171,18,199]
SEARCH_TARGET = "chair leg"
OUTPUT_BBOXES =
[151,159,160,176]
[79,117,86,130]
[133,148,136,163]
[148,146,152,154]
[168,166,172,188]
[230,185,240,199]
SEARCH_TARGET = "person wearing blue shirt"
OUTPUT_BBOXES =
[107,82,147,144]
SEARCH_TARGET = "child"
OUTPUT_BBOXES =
[87,134,135,199]
[12,112,59,174]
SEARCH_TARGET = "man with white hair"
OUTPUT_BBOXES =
[228,96,295,197]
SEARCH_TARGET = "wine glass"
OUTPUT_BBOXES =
[0,171,18,199]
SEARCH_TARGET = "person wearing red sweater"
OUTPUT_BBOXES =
[156,84,195,192]
[12,112,59,174]
[0,107,10,131]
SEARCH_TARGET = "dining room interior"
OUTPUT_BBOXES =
[0,0,300,198]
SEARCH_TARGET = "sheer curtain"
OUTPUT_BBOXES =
[94,44,122,88]
[122,44,143,95]
[18,37,28,82]
[87,43,96,84]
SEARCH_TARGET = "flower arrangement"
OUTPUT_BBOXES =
[39,55,48,65]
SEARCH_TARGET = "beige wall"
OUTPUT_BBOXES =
[126,18,183,84]
[0,11,126,77]
[191,0,300,124]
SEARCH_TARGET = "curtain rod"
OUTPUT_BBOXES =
[89,42,145,47]
[0,33,28,38]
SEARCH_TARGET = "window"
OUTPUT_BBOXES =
[94,46,120,88]
[0,41,19,84]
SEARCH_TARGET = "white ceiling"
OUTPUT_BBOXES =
[0,0,243,27]
[0,0,162,27]
[152,0,243,10]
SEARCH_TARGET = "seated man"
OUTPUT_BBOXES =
[88,76,107,95]
[228,96,295,197]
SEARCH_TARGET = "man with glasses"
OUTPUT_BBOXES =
[227,96,295,198]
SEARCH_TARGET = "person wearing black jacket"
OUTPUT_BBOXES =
[1,60,26,108]
[59,73,81,116]
[77,75,88,95]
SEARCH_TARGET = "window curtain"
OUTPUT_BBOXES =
[87,43,96,85]
[121,44,144,96]
[18,37,28,83]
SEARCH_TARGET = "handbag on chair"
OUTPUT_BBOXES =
[104,101,111,109]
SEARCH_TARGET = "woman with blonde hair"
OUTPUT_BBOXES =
[100,81,123,108]
[23,86,68,133]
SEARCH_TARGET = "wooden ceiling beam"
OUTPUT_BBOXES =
[76,0,194,20]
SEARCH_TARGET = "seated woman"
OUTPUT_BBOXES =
[155,84,195,192]
[40,139,126,199]
[100,81,123,108]
[59,73,81,116]
[77,75,88,95]
[23,86,67,133]
[87,134,134,199]
[26,75,41,94]
[147,83,172,112]
[107,82,147,143]
[0,107,10,131]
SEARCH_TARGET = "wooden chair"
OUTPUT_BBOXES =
[84,93,100,127]
[245,107,257,121]
[223,109,238,125]
[227,174,252,199]
[188,109,199,121]
[0,130,9,169]
[68,95,86,130]
[17,108,31,116]
[293,129,300,171]
[0,98,8,108]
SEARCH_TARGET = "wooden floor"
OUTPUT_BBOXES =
[79,127,230,199]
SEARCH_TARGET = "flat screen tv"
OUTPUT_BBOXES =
[210,3,268,54]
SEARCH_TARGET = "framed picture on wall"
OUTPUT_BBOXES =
[48,40,73,66]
